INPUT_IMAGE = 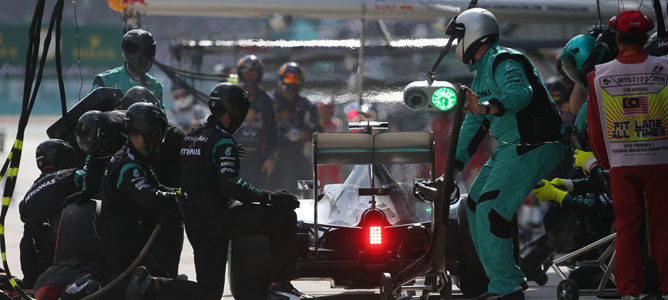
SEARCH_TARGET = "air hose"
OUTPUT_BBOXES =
[80,219,164,300]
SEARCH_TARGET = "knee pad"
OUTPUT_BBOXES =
[488,209,512,239]
[479,190,500,203]
[467,196,477,213]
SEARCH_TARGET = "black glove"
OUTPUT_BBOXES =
[413,177,445,202]
[596,28,616,50]
[587,25,604,38]
[154,191,181,219]
[237,144,247,160]
[267,189,300,210]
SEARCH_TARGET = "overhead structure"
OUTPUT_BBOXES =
[123,0,657,24]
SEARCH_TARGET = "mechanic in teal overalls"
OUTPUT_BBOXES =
[450,8,567,299]
[91,29,164,110]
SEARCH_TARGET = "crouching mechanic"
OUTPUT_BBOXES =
[19,139,81,289]
[180,83,313,300]
[101,102,200,299]
[450,8,567,299]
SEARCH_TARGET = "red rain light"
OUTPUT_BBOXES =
[369,226,382,245]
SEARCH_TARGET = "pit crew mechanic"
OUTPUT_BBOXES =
[586,10,668,299]
[100,103,189,296]
[450,8,567,299]
[233,55,279,189]
[272,62,322,194]
[179,83,313,300]
[91,29,164,109]
[76,87,186,278]
[19,139,81,289]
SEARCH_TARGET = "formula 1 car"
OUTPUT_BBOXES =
[228,122,489,299]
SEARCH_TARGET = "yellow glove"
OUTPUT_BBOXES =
[573,149,598,174]
[550,177,574,192]
[227,74,239,84]
[531,179,568,205]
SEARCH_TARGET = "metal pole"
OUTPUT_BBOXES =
[357,4,366,104]
[313,133,319,259]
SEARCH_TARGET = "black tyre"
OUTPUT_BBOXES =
[557,279,580,300]
[380,273,393,300]
[228,235,271,300]
[456,201,489,298]
[535,273,549,286]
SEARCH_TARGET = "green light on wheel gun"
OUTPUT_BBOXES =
[431,87,457,111]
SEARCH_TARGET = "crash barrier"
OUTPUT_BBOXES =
[553,233,617,300]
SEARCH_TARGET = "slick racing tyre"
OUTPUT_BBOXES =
[228,235,271,300]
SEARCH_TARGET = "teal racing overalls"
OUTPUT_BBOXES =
[455,44,568,295]
[91,65,164,110]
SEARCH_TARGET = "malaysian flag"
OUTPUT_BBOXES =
[622,96,649,115]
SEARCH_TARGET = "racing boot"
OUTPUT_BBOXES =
[268,281,314,300]
[125,266,153,300]
[475,282,528,300]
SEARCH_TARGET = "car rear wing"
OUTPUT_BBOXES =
[310,130,435,258]
[312,131,434,165]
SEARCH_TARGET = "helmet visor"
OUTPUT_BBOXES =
[124,40,142,55]
[561,55,585,87]
[281,73,303,85]
[75,125,100,154]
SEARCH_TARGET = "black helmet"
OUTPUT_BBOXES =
[76,110,105,155]
[236,55,264,84]
[122,29,156,75]
[208,83,250,133]
[118,86,160,110]
[126,102,168,153]
[76,110,127,157]
[36,139,76,171]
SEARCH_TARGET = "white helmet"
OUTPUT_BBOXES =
[451,8,499,65]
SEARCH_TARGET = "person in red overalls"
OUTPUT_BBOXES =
[586,10,668,299]
[316,102,342,189]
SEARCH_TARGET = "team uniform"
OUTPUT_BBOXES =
[273,93,321,193]
[91,66,163,109]
[19,168,83,288]
[458,44,567,295]
[181,115,299,300]
[234,87,278,189]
